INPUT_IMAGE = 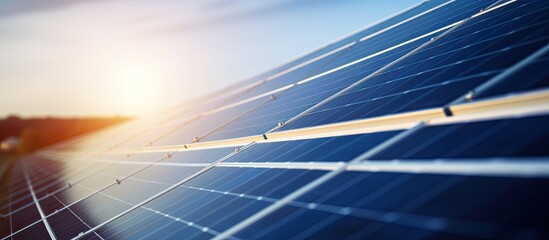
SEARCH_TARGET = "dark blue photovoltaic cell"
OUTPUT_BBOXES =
[317,0,497,72]
[10,222,52,240]
[201,37,425,141]
[370,115,549,160]
[213,0,450,96]
[4,204,41,237]
[40,163,205,237]
[473,52,549,100]
[107,93,272,148]
[151,97,271,146]
[226,50,349,104]
[0,161,63,237]
[226,131,401,163]
[282,0,549,130]
[96,207,211,240]
[95,168,325,239]
[0,164,34,212]
[0,157,106,220]
[40,163,205,239]
[236,171,549,239]
[43,198,102,240]
[219,0,497,107]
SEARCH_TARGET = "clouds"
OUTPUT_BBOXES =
[0,0,100,18]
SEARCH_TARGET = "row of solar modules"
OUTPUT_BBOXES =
[69,0,546,151]
[1,0,548,239]
[2,112,548,239]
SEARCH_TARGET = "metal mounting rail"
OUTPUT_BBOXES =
[47,89,549,156]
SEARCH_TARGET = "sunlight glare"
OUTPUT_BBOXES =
[115,64,161,115]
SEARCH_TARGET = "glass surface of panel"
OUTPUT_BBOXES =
[237,171,549,239]
[226,131,401,163]
[371,115,549,160]
[282,1,549,130]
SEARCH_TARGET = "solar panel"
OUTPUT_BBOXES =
[279,0,549,130]
[1,0,548,239]
[236,172,549,239]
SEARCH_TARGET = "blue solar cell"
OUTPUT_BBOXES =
[225,50,349,104]
[151,96,271,146]
[371,115,549,160]
[236,171,549,239]
[473,51,549,100]
[4,204,42,237]
[216,0,497,107]
[201,36,426,140]
[46,204,101,240]
[121,168,326,237]
[225,131,401,163]
[282,0,549,130]
[213,0,452,96]
[96,207,211,240]
[317,0,497,72]
[10,221,53,240]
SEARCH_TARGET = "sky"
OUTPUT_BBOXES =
[0,0,420,117]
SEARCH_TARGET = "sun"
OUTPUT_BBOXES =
[115,64,160,115]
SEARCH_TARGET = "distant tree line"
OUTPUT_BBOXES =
[0,115,131,154]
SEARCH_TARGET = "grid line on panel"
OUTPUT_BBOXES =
[8,204,12,239]
[266,0,518,135]
[304,0,546,123]
[40,0,495,157]
[294,23,453,87]
[202,0,444,107]
[253,176,467,240]
[0,164,34,210]
[450,43,549,105]
[5,157,110,209]
[358,0,455,43]
[5,179,14,239]
[291,176,465,240]
[77,182,223,235]
[72,143,257,239]
[194,98,279,143]
[194,19,459,125]
[50,195,105,240]
[5,161,116,218]
[212,122,427,240]
[5,153,156,219]
[2,152,175,238]
[207,1,549,140]
[4,148,203,239]
[96,173,496,239]
[199,0,495,127]
[22,163,57,240]
[72,183,221,237]
[148,116,200,146]
[472,0,517,18]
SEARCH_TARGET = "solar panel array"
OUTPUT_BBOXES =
[1,0,549,239]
